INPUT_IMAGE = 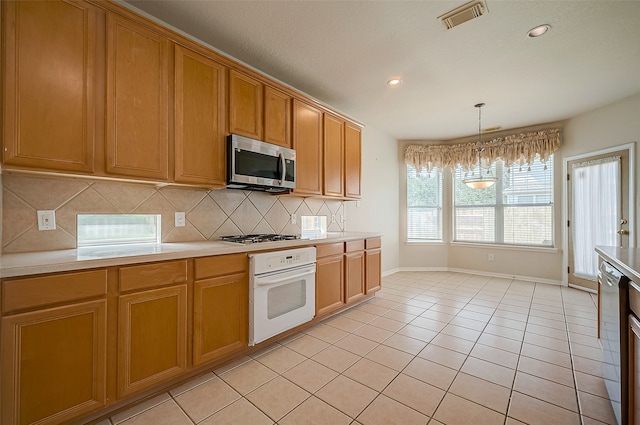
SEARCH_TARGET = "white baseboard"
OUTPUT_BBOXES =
[568,283,597,294]
[382,268,401,277]
[395,266,565,286]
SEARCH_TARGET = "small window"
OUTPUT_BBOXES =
[77,214,161,247]
[407,165,443,241]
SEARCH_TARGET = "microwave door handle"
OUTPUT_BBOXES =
[279,153,285,182]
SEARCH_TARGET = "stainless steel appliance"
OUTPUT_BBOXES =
[220,234,300,244]
[600,260,631,425]
[249,247,316,345]
[227,134,295,193]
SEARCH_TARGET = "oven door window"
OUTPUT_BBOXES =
[267,280,307,319]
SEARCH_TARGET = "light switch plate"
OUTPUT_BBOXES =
[175,212,186,227]
[37,210,56,231]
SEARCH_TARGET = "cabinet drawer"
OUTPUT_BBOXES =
[119,260,188,292]
[345,240,365,253]
[2,269,107,313]
[365,237,381,249]
[316,242,344,258]
[195,254,247,280]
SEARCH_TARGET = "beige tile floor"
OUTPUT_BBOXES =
[104,271,618,425]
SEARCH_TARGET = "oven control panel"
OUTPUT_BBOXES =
[251,246,317,275]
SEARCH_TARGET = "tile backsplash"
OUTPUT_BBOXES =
[1,174,345,253]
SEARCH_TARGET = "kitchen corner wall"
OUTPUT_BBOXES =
[1,174,345,253]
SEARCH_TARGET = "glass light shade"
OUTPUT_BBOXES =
[463,177,497,189]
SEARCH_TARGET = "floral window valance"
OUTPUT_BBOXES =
[404,128,561,173]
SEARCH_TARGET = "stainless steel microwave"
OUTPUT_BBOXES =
[227,134,296,193]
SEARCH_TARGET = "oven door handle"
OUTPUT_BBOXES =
[255,266,316,286]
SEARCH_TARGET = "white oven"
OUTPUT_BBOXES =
[249,247,316,346]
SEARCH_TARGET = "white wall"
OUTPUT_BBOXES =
[346,126,400,274]
[397,92,640,283]
[563,92,640,245]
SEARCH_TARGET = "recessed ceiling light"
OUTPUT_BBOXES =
[387,78,402,86]
[527,24,551,38]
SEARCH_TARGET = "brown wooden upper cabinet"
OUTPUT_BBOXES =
[106,14,169,180]
[345,122,362,199]
[2,0,97,173]
[229,70,292,148]
[174,44,227,186]
[293,99,323,195]
[229,70,263,140]
[264,86,292,147]
[324,113,345,198]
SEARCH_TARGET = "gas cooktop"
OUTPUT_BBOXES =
[219,234,301,244]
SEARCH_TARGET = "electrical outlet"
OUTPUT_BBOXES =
[487,253,495,261]
[291,213,297,224]
[356,201,361,208]
[37,210,56,231]
[175,212,186,227]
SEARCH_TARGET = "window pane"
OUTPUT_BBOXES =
[77,214,161,246]
[454,164,497,206]
[453,155,553,247]
[408,207,441,239]
[454,207,496,242]
[407,165,442,240]
[503,205,553,246]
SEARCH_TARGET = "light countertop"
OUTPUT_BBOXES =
[0,232,382,279]
[595,246,640,282]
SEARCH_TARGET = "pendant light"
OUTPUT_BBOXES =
[463,103,497,189]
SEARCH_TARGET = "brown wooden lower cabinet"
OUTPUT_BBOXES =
[630,314,640,424]
[0,241,378,424]
[1,300,107,425]
[365,238,382,294]
[117,284,187,398]
[345,240,365,303]
[316,251,345,316]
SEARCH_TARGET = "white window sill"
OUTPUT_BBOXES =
[450,241,559,254]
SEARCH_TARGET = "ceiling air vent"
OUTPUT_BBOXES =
[439,0,487,30]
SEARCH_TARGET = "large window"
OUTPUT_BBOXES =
[453,155,554,246]
[407,165,442,241]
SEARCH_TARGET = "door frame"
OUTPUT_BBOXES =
[562,142,636,288]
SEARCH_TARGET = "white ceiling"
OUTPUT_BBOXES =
[125,0,640,141]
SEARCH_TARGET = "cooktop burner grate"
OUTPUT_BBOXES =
[219,234,301,244]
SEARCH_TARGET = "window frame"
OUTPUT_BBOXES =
[452,155,555,248]
[406,165,443,242]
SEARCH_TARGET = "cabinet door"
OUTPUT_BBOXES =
[345,251,365,303]
[324,114,344,197]
[106,14,169,180]
[631,314,640,425]
[316,255,344,316]
[174,45,227,186]
[229,70,263,139]
[365,248,382,294]
[293,99,323,195]
[264,86,292,147]
[345,122,362,199]
[2,0,96,173]
[118,285,187,398]
[193,272,248,366]
[1,300,107,425]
